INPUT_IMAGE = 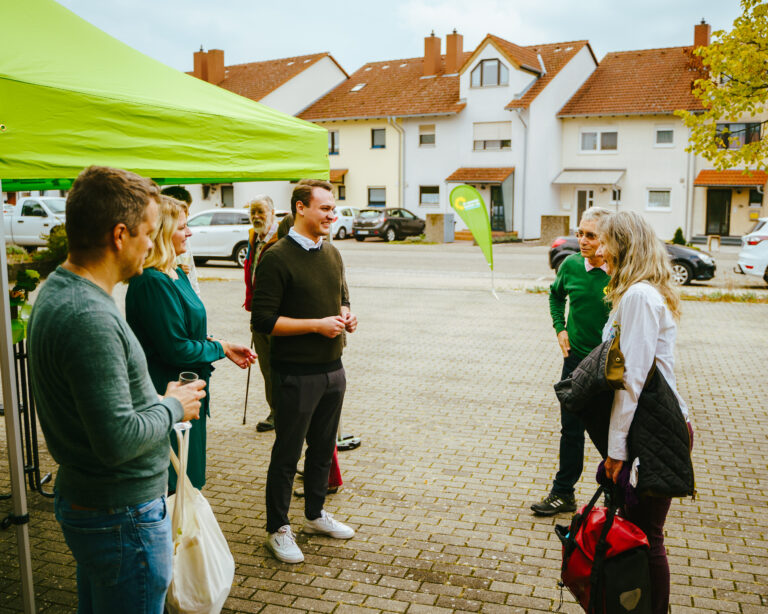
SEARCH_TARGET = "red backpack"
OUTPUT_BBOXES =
[555,485,651,613]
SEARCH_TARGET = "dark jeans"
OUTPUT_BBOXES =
[266,367,346,533]
[623,495,672,614]
[552,352,586,497]
[54,494,172,614]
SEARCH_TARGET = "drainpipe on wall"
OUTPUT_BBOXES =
[388,117,405,208]
[684,126,695,240]
[514,109,528,239]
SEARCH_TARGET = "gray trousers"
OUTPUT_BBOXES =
[251,332,273,413]
[265,367,346,533]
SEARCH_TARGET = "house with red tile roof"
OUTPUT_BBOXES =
[300,31,598,238]
[556,21,767,242]
[174,48,348,214]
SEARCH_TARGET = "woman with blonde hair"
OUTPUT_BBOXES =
[126,195,256,490]
[596,210,690,614]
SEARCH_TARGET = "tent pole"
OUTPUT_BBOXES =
[0,179,36,614]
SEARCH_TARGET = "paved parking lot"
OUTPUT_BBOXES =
[1,241,767,613]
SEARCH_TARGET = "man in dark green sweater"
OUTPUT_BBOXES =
[251,179,357,563]
[28,166,206,612]
[530,207,612,516]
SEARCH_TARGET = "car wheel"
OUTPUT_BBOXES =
[193,257,208,266]
[233,242,248,268]
[764,265,768,286]
[355,236,366,242]
[552,256,567,273]
[337,226,347,240]
[670,261,692,285]
[384,227,397,242]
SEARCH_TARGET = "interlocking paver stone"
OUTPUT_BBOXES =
[1,241,767,612]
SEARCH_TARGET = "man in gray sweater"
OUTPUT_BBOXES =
[28,166,206,614]
[251,179,357,563]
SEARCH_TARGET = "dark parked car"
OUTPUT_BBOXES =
[548,236,716,285]
[353,208,426,242]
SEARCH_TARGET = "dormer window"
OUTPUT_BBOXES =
[351,83,366,92]
[471,59,509,87]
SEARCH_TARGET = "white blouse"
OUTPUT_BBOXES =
[601,282,689,461]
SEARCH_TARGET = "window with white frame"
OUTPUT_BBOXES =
[470,59,509,87]
[371,128,386,149]
[368,187,386,207]
[647,189,671,210]
[580,129,618,152]
[655,126,674,146]
[419,186,439,205]
[473,121,512,150]
[328,130,339,154]
[611,189,621,204]
[419,124,436,146]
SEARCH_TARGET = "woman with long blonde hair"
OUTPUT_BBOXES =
[597,210,690,614]
[126,195,256,490]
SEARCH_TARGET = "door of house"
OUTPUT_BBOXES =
[490,186,505,231]
[706,189,731,235]
[221,185,234,208]
[576,189,595,223]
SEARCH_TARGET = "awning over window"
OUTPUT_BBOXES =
[446,167,515,183]
[694,169,767,187]
[329,169,348,183]
[552,169,625,185]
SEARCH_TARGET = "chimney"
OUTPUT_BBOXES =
[423,31,441,77]
[694,19,710,48]
[193,46,207,80]
[206,49,225,85]
[445,29,463,74]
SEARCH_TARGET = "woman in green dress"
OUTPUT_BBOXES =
[126,196,256,490]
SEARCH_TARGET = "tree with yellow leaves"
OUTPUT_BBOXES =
[676,0,768,170]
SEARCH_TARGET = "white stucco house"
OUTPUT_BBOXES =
[555,21,767,242]
[178,48,348,214]
[299,32,598,238]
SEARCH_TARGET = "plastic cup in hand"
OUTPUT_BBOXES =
[176,371,199,430]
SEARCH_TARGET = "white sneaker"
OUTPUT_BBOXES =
[303,510,355,539]
[266,525,304,563]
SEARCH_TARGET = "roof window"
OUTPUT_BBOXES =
[351,83,366,92]
[287,61,295,66]
[365,67,372,71]
[304,58,312,63]
[400,63,407,67]
[382,65,389,69]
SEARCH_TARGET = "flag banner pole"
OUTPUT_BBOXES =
[491,267,499,301]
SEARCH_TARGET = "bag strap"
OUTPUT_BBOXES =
[170,426,191,535]
[561,485,604,575]
[587,483,621,614]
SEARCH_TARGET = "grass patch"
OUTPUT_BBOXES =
[389,235,437,245]
[680,291,768,303]
[525,285,550,294]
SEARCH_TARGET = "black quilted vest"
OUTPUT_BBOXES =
[554,339,695,499]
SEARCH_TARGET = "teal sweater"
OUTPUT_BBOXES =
[27,267,183,507]
[549,253,611,359]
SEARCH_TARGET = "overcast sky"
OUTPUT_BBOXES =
[57,0,742,74]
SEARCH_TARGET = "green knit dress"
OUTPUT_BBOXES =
[126,267,225,490]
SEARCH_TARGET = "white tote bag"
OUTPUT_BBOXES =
[166,425,235,614]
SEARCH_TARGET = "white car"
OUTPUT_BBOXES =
[735,217,768,285]
[331,207,359,240]
[187,208,251,267]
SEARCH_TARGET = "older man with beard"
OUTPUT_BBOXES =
[244,195,280,432]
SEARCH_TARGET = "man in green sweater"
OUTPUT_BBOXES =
[251,179,357,563]
[530,207,612,516]
[28,166,206,613]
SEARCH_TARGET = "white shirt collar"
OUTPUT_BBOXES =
[288,227,323,251]
[259,221,278,244]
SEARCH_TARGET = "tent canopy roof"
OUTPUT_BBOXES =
[0,0,328,185]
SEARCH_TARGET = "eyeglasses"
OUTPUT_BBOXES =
[576,230,598,240]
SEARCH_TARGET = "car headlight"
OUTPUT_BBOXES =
[698,254,714,265]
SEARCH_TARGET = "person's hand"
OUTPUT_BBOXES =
[164,380,206,422]
[557,331,570,357]
[179,263,191,275]
[342,310,357,333]
[604,457,624,484]
[316,315,346,338]
[221,341,257,369]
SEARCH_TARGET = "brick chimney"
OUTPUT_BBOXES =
[694,19,710,48]
[445,29,463,74]
[423,32,441,77]
[206,49,225,85]
[193,46,207,80]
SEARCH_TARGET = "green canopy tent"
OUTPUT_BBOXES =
[0,1,329,611]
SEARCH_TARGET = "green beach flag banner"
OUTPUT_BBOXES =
[449,184,497,298]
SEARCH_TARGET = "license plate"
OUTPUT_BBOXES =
[357,230,368,235]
